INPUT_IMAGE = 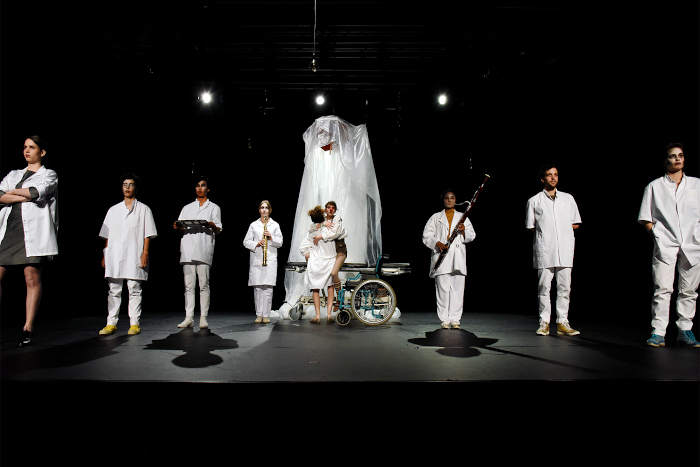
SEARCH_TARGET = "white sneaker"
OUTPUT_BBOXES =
[450,322,461,329]
[178,317,194,328]
[441,322,450,329]
[536,323,550,336]
[199,317,209,329]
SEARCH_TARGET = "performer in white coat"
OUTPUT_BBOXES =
[99,173,158,336]
[0,135,58,346]
[173,177,222,329]
[243,200,283,323]
[525,165,581,336]
[302,206,337,323]
[423,190,476,329]
[638,142,700,347]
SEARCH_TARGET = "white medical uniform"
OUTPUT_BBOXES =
[0,166,59,257]
[638,173,700,336]
[422,210,476,325]
[243,218,283,317]
[177,199,222,318]
[99,199,157,326]
[525,189,581,325]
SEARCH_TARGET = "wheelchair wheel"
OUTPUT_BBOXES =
[350,279,396,325]
[336,310,351,326]
[289,304,303,321]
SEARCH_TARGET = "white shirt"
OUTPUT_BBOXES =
[177,199,222,265]
[99,199,158,280]
[243,218,283,286]
[525,189,581,269]
[638,173,700,266]
[0,166,59,257]
[422,210,476,277]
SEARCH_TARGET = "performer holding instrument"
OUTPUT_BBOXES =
[423,177,487,329]
[243,200,283,323]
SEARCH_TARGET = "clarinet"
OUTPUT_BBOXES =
[429,174,490,278]
[262,215,269,267]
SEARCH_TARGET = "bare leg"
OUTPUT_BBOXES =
[330,253,346,311]
[326,285,335,318]
[331,253,347,286]
[23,265,42,332]
[312,289,321,320]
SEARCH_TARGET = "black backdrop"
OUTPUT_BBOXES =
[1,2,698,332]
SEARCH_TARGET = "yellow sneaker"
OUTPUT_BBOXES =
[127,325,141,335]
[557,322,580,336]
[99,325,117,335]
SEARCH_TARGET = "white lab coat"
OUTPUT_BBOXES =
[422,210,476,277]
[244,218,283,286]
[638,174,700,266]
[177,199,223,265]
[0,166,59,257]
[525,190,581,269]
[99,199,158,281]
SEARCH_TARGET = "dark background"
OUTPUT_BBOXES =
[1,1,698,332]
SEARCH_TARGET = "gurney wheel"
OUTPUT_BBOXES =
[350,279,396,326]
[336,310,351,326]
[289,304,303,321]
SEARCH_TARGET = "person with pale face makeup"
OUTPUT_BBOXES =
[639,143,700,347]
[526,165,582,336]
[174,177,222,329]
[0,135,58,346]
[99,173,158,336]
[243,200,283,323]
[422,190,476,329]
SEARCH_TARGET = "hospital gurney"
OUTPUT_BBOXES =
[284,255,411,326]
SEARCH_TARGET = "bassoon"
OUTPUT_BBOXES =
[429,174,490,278]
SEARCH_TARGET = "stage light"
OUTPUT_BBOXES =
[201,92,212,103]
[438,94,447,105]
[316,95,325,105]
[309,57,319,72]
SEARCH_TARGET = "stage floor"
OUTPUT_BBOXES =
[1,311,697,383]
[2,311,698,463]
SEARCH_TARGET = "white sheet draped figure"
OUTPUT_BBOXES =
[276,115,395,319]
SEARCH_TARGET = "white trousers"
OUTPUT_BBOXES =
[537,267,572,325]
[651,251,700,336]
[435,273,465,324]
[253,285,273,317]
[107,278,143,326]
[183,263,210,317]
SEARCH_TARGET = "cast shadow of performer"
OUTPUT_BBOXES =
[408,328,498,358]
[144,328,238,368]
[0,334,131,379]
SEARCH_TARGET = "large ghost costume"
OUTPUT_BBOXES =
[276,115,394,320]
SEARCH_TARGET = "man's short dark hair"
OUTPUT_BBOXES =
[120,172,141,190]
[195,175,211,188]
[665,142,683,156]
[539,164,557,179]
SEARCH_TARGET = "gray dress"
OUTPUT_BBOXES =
[0,170,44,265]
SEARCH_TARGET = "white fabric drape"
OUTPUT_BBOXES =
[277,115,383,318]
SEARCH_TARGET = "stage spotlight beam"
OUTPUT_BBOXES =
[201,92,212,103]
[316,95,325,105]
[438,94,447,105]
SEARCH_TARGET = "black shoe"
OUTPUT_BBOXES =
[18,330,32,347]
